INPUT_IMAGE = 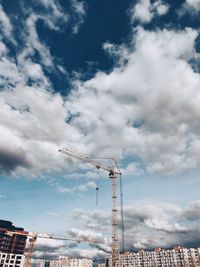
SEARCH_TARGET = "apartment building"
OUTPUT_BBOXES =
[107,246,200,267]
[40,256,93,267]
[0,220,27,267]
[0,220,27,255]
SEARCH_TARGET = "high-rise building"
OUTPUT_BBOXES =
[106,246,200,267]
[0,220,27,267]
[0,220,27,255]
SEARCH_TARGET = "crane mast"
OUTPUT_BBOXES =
[59,148,121,267]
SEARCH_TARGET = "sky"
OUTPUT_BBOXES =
[1,0,200,265]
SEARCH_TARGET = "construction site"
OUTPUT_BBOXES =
[0,147,124,267]
[1,148,200,267]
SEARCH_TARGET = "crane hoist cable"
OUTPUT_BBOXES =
[95,171,99,206]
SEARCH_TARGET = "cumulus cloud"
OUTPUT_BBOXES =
[35,238,65,251]
[180,200,200,221]
[72,209,110,232]
[131,0,169,24]
[1,0,200,179]
[65,26,200,175]
[32,233,108,262]
[69,200,200,251]
[0,1,83,176]
[30,199,200,260]
[122,162,144,176]
[1,25,200,177]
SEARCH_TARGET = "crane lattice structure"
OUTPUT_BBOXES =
[59,148,121,267]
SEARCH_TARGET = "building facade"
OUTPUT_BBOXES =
[0,253,25,267]
[40,257,93,267]
[0,220,27,267]
[0,220,27,255]
[107,247,200,267]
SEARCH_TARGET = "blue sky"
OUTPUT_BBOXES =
[1,0,200,264]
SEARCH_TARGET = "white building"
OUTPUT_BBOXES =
[69,258,92,267]
[0,253,25,267]
[41,256,93,267]
[107,247,200,267]
[49,257,69,267]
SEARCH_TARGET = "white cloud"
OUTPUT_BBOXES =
[22,14,56,68]
[153,0,169,16]
[71,0,87,34]
[132,0,153,23]
[57,181,97,194]
[77,181,96,191]
[0,0,200,179]
[65,27,200,175]
[1,25,200,176]
[122,163,144,176]
[70,200,200,251]
[29,199,200,258]
[35,238,65,249]
[185,0,200,11]
[0,4,13,39]
[144,218,188,233]
[131,0,169,24]
[37,0,68,23]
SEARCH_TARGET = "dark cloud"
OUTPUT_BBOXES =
[89,243,110,254]
[0,148,32,174]
[180,201,200,221]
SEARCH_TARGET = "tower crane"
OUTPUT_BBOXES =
[1,229,82,267]
[59,148,121,267]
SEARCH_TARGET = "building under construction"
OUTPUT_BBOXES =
[0,220,27,267]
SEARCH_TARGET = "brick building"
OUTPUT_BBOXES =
[0,220,27,267]
[40,256,93,267]
[0,220,27,255]
[107,246,200,267]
